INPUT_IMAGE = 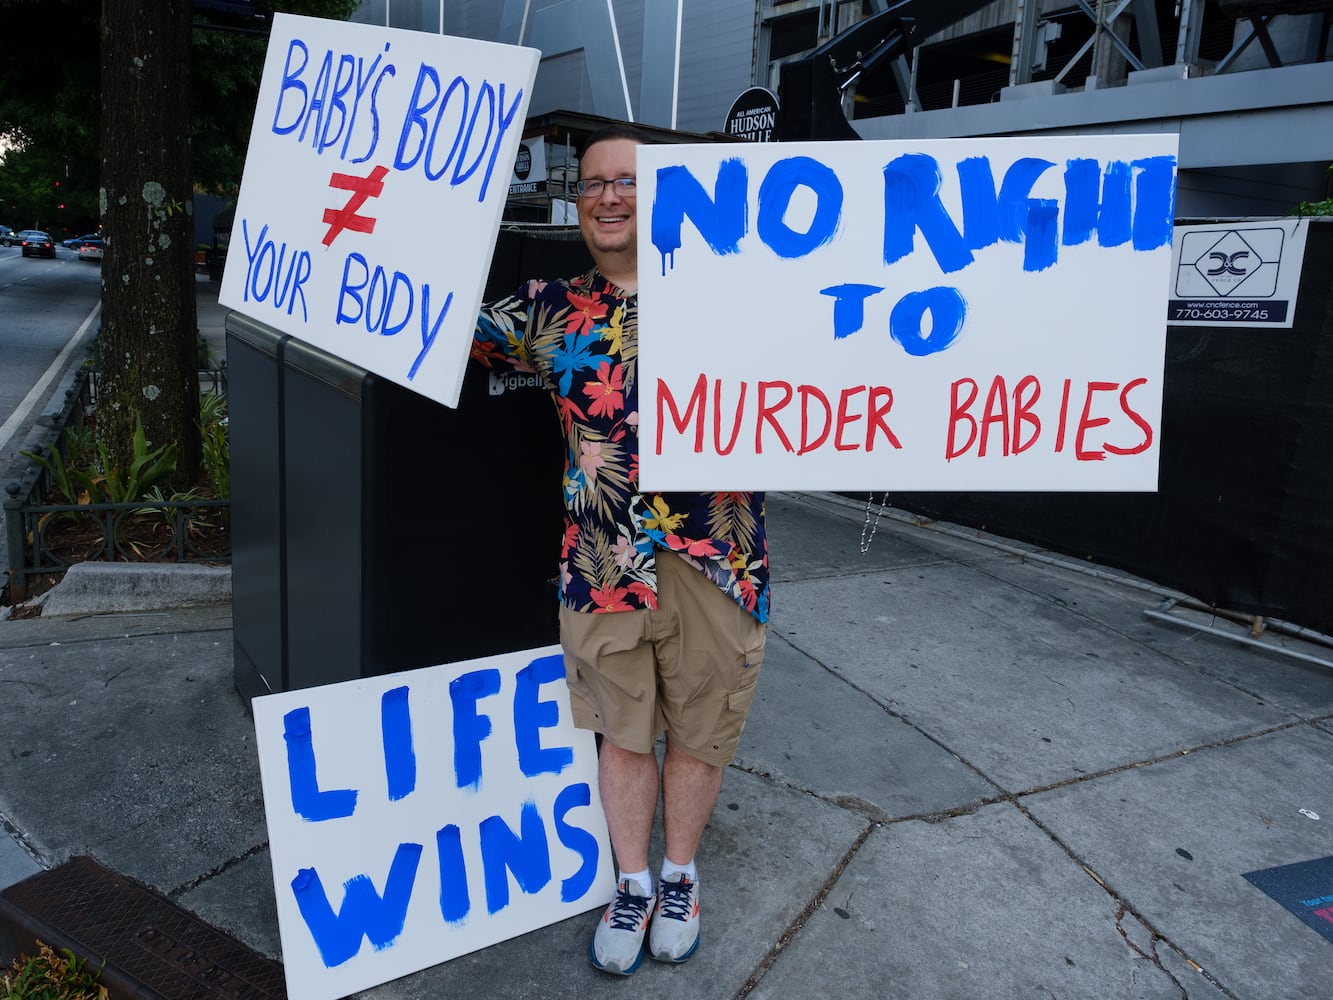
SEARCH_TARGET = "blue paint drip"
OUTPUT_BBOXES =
[451,669,502,791]
[380,686,415,802]
[651,159,748,276]
[997,158,1056,243]
[554,782,599,903]
[290,842,423,968]
[1132,156,1177,251]
[437,824,471,924]
[479,802,553,915]
[819,284,885,340]
[755,156,843,259]
[1061,158,1102,246]
[514,654,574,778]
[1096,161,1133,248]
[889,287,968,357]
[1023,200,1060,272]
[957,157,999,251]
[883,154,973,274]
[283,706,357,822]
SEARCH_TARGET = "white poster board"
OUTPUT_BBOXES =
[252,646,614,1000]
[1168,217,1311,328]
[219,13,538,408]
[637,135,1179,492]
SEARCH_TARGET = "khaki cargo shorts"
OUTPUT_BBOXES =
[558,550,766,767]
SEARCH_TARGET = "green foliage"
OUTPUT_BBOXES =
[1,940,108,1000]
[0,0,101,235]
[0,0,358,204]
[192,0,359,191]
[22,425,96,507]
[92,415,179,504]
[199,389,231,499]
[1294,164,1333,217]
[24,416,177,506]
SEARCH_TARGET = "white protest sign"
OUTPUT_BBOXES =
[219,13,538,408]
[252,646,614,1000]
[637,135,1179,491]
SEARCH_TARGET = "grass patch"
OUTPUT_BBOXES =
[2,941,107,999]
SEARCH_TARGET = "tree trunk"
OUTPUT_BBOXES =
[98,0,201,486]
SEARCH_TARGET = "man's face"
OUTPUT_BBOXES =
[577,137,639,260]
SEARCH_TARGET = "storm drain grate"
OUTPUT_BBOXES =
[0,855,285,999]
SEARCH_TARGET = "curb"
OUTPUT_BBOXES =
[36,563,232,617]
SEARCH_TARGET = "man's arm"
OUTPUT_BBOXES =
[473,284,539,374]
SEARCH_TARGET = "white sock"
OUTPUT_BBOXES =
[619,868,652,895]
[660,858,697,884]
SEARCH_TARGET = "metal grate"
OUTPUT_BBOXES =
[0,856,285,999]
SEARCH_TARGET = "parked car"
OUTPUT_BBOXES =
[0,225,15,246]
[64,232,101,250]
[77,237,104,262]
[18,230,55,258]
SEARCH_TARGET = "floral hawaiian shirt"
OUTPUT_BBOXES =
[473,268,770,622]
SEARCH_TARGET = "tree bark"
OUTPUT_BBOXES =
[99,0,201,485]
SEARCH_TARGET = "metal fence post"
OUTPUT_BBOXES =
[3,483,28,602]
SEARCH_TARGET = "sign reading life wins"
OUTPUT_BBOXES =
[219,14,538,408]
[253,646,614,1000]
[636,136,1179,492]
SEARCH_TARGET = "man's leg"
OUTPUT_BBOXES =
[646,738,721,964]
[661,738,723,866]
[588,739,660,975]
[598,740,659,872]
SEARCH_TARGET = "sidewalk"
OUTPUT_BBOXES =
[2,490,1331,998]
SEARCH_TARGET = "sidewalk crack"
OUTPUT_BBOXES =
[734,820,874,999]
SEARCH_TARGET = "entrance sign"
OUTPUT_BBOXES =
[636,135,1179,491]
[509,138,547,196]
[1169,217,1310,328]
[723,86,780,142]
[219,13,539,408]
[252,646,614,1000]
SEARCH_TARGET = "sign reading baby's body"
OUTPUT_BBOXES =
[219,13,538,408]
[636,135,1179,491]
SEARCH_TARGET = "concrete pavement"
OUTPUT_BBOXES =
[2,489,1332,999]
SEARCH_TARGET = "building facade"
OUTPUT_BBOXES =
[352,0,1333,217]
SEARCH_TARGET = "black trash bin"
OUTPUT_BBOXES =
[230,226,592,701]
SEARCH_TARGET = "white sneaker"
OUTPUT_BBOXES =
[589,877,655,975]
[648,873,701,963]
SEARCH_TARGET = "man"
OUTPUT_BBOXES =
[473,123,770,975]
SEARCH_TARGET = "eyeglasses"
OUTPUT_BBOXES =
[575,177,636,199]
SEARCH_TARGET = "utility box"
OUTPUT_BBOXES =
[230,227,591,701]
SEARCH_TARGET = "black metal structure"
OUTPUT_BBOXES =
[229,227,592,701]
[776,0,994,140]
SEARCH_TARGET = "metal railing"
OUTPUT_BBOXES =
[2,366,231,603]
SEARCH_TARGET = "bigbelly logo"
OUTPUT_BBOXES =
[490,371,545,395]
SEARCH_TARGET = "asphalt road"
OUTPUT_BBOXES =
[0,243,102,469]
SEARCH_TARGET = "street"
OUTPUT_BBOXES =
[0,243,102,470]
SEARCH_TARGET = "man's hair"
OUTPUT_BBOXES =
[579,122,653,168]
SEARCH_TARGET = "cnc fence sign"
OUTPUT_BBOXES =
[1168,217,1310,328]
[219,13,538,408]
[636,135,1179,491]
[252,647,614,1000]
